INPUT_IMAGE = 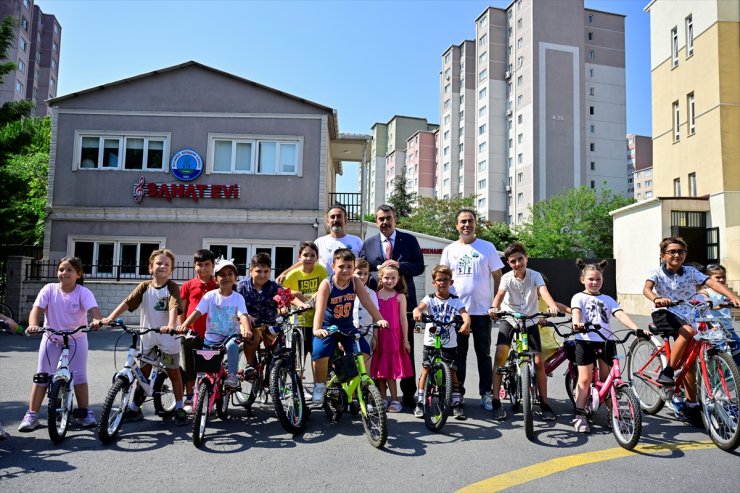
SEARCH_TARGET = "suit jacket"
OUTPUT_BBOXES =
[360,230,425,308]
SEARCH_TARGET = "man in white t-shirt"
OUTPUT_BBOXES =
[440,209,504,413]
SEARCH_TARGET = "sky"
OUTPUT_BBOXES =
[41,0,652,193]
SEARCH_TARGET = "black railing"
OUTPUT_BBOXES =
[329,192,361,221]
[25,261,257,282]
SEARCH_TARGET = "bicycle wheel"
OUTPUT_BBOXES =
[152,371,176,418]
[0,302,14,320]
[521,362,534,440]
[697,351,740,451]
[98,377,130,444]
[565,365,578,409]
[507,350,521,413]
[193,381,210,448]
[47,379,72,444]
[323,377,345,422]
[423,361,452,432]
[611,385,642,450]
[292,329,305,377]
[269,358,307,434]
[216,380,230,421]
[626,338,665,414]
[361,382,387,449]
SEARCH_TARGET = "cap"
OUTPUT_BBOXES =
[214,258,237,275]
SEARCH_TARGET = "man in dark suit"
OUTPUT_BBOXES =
[360,204,425,409]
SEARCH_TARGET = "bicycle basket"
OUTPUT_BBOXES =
[332,353,359,383]
[192,349,224,373]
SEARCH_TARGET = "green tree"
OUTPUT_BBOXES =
[397,195,475,240]
[478,220,519,250]
[386,167,415,218]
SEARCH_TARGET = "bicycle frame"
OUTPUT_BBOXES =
[328,338,374,414]
[114,332,165,397]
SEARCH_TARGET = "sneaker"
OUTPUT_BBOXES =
[453,403,467,420]
[573,415,590,433]
[669,397,686,420]
[540,403,557,421]
[451,392,462,407]
[0,422,9,440]
[174,408,188,426]
[657,367,675,386]
[492,399,507,421]
[183,400,194,414]
[18,411,40,432]
[480,393,493,411]
[387,400,403,413]
[122,408,144,422]
[414,403,424,418]
[224,373,239,389]
[303,388,313,402]
[76,409,97,429]
[312,383,327,405]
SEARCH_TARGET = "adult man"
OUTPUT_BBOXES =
[440,208,504,416]
[360,204,425,409]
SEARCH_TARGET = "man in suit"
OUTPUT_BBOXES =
[360,204,425,409]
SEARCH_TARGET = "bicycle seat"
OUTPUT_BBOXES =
[646,323,674,338]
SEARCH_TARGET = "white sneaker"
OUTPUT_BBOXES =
[76,409,97,429]
[18,411,41,432]
[312,383,327,405]
[480,393,493,411]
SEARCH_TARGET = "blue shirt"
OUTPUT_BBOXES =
[236,278,280,325]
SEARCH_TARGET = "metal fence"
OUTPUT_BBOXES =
[25,260,254,282]
[329,192,361,221]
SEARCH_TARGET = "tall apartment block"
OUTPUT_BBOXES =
[627,134,653,201]
[441,0,627,224]
[405,129,438,199]
[0,0,61,116]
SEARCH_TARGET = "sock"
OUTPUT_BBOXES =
[417,391,423,402]
[175,400,183,410]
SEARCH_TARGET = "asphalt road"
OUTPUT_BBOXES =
[1,314,738,492]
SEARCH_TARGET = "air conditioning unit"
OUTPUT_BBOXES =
[505,71,511,79]
[506,109,513,116]
[505,185,511,192]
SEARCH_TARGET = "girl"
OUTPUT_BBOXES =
[371,264,413,413]
[178,259,252,389]
[570,259,640,433]
[19,257,103,432]
[699,264,740,366]
[353,259,379,356]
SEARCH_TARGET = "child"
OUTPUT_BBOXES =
[644,237,739,406]
[571,259,641,433]
[352,259,379,355]
[490,243,560,421]
[371,264,413,412]
[18,256,103,432]
[412,265,471,420]
[177,259,252,389]
[698,264,740,366]
[102,249,187,425]
[311,248,387,405]
[179,249,218,412]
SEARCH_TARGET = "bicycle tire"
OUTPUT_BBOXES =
[697,351,740,451]
[611,385,642,450]
[361,383,387,449]
[423,361,452,433]
[323,376,345,422]
[507,350,521,413]
[0,302,14,320]
[98,377,130,444]
[564,365,578,409]
[152,371,176,418]
[626,337,666,414]
[47,379,71,444]
[216,380,230,421]
[269,357,307,434]
[522,361,534,440]
[193,381,209,448]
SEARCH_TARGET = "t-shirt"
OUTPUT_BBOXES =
[33,283,98,333]
[123,280,181,329]
[570,291,622,342]
[236,278,280,325]
[441,238,504,315]
[195,290,248,343]
[647,265,707,324]
[180,277,218,338]
[353,285,378,348]
[314,234,363,275]
[419,293,465,348]
[282,264,329,326]
[499,268,545,316]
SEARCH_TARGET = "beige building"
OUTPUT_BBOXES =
[612,0,739,314]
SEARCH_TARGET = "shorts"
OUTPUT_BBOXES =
[301,326,313,357]
[141,331,181,369]
[496,319,542,354]
[180,336,203,381]
[651,309,690,338]
[37,333,89,385]
[574,340,617,366]
[312,328,371,360]
[422,345,457,371]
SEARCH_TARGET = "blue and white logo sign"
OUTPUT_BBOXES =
[171,149,203,181]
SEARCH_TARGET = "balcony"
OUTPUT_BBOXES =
[329,192,362,221]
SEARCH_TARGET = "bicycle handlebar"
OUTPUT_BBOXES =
[203,333,242,349]
[492,310,567,319]
[569,321,636,344]
[418,313,463,330]
[326,324,376,337]
[26,325,91,336]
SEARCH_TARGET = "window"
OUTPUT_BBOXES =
[590,161,595,170]
[479,33,488,47]
[479,14,487,27]
[645,191,653,199]
[645,180,652,187]
[443,146,450,156]
[686,15,693,57]
[458,143,464,153]
[671,27,678,67]
[590,124,595,134]
[443,178,449,188]
[590,180,595,189]
[444,115,450,125]
[517,133,523,144]
[19,37,27,52]
[517,212,523,222]
[443,162,449,172]
[73,238,163,277]
[478,142,487,153]
[587,32,593,41]
[52,41,58,53]
[687,92,695,135]
[478,197,486,209]
[517,56,523,68]
[444,68,451,80]
[589,105,594,115]
[509,138,513,149]
[49,78,55,90]
[589,143,595,152]
[517,153,523,164]
[444,52,451,64]
[478,160,486,171]
[517,95,523,106]
[479,51,487,64]
[517,172,523,183]
[443,99,450,110]
[15,80,23,93]
[588,50,594,60]
[21,17,28,31]
[588,14,593,24]
[51,59,57,71]
[479,69,487,81]
[208,242,295,277]
[517,75,523,87]
[479,106,487,117]
[479,124,486,135]
[517,18,522,29]
[478,179,486,189]
[479,87,487,100]
[443,130,450,141]
[444,83,450,95]
[589,87,594,96]
[209,135,300,175]
[517,114,523,124]
[589,68,595,78]
[673,101,680,141]
[688,173,697,197]
[517,192,523,204]
[78,133,168,171]
[517,37,523,48]
[54,22,59,34]
[17,60,25,73]
[674,178,681,197]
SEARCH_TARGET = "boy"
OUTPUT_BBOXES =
[311,248,387,405]
[490,243,560,421]
[179,249,217,412]
[412,265,471,420]
[644,237,740,406]
[102,249,187,425]
[353,259,379,354]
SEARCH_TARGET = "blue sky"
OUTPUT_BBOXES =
[43,0,652,192]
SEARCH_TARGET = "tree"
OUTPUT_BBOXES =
[386,167,415,218]
[477,220,519,250]
[397,195,475,240]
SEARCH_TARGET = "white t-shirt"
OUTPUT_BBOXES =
[441,238,504,315]
[195,290,248,343]
[141,284,173,330]
[419,294,466,348]
[33,283,98,332]
[570,291,622,342]
[314,233,363,275]
[499,268,545,315]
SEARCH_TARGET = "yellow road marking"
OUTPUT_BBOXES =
[457,441,716,493]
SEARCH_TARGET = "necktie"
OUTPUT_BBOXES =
[384,238,392,260]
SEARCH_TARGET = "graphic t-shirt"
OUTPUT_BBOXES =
[123,280,181,329]
[441,238,504,315]
[647,265,707,324]
[570,291,622,342]
[180,277,218,338]
[419,294,465,348]
[282,264,329,326]
[195,290,247,344]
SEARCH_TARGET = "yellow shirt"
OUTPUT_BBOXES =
[282,264,329,326]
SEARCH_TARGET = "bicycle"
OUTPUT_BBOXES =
[626,299,740,451]
[322,323,387,449]
[98,320,181,444]
[233,320,277,414]
[415,313,462,432]
[191,333,241,447]
[26,324,93,444]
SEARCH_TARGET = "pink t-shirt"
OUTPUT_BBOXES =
[33,283,98,332]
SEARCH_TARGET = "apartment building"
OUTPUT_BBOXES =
[627,133,653,201]
[442,0,627,224]
[404,130,437,199]
[0,0,61,116]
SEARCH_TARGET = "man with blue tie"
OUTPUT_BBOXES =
[360,204,425,409]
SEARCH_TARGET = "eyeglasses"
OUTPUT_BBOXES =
[434,278,451,284]
[664,249,687,256]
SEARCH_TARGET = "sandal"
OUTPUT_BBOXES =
[572,415,590,433]
[387,400,403,413]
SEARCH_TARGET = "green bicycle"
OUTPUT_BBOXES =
[322,324,387,449]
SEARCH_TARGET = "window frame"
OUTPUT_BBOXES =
[74,131,171,171]
[685,15,693,57]
[69,236,166,278]
[207,133,303,176]
[687,92,695,135]
[671,26,679,68]
[672,101,680,142]
[204,239,297,279]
